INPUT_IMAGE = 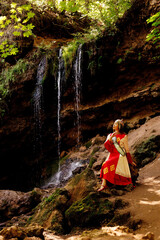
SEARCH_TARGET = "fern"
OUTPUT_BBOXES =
[146,11,160,48]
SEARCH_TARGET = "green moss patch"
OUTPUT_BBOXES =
[27,188,70,234]
[134,135,160,167]
[85,140,92,149]
[65,192,113,228]
[89,157,97,168]
[68,168,96,190]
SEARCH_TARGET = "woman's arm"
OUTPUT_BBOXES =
[104,134,114,152]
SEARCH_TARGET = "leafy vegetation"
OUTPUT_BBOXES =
[0,2,35,59]
[0,59,29,116]
[62,39,84,78]
[28,0,132,27]
[0,59,29,87]
[0,0,133,63]
[146,11,160,48]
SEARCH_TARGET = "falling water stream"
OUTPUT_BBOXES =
[33,56,46,152]
[43,45,83,188]
[55,48,64,186]
[74,44,82,147]
[57,48,63,160]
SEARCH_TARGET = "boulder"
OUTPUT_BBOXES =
[133,135,160,167]
[65,192,113,228]
[0,225,44,239]
[65,168,97,203]
[27,188,71,234]
[0,189,42,222]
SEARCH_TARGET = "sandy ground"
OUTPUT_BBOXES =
[122,155,160,239]
[116,155,160,240]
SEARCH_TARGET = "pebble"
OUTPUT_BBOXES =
[141,232,154,240]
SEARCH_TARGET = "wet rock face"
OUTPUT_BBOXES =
[42,158,89,189]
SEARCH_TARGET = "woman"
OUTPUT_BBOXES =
[98,119,136,192]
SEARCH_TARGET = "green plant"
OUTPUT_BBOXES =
[62,39,84,78]
[0,2,35,59]
[60,154,70,165]
[37,40,55,53]
[89,157,96,168]
[91,146,100,155]
[0,59,29,83]
[28,0,131,25]
[117,58,123,64]
[0,59,29,117]
[138,52,141,61]
[85,140,92,149]
[146,11,160,48]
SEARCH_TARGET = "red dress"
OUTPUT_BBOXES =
[100,133,133,185]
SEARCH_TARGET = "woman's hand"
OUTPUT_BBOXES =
[109,132,117,142]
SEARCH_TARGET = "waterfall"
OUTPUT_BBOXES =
[56,48,65,186]
[33,56,46,152]
[42,49,65,188]
[57,48,63,159]
[74,44,82,147]
[42,46,83,189]
[42,158,86,189]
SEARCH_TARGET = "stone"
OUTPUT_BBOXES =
[91,135,106,145]
[9,238,19,240]
[81,237,91,240]
[79,146,87,152]
[60,151,67,158]
[27,189,70,235]
[110,189,124,196]
[0,225,44,239]
[0,226,26,239]
[24,238,42,240]
[141,232,154,240]
[65,192,113,228]
[72,166,86,175]
[114,198,129,209]
[25,225,44,238]
[0,189,41,222]
[65,168,97,202]
[92,159,103,170]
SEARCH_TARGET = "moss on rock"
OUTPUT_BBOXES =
[89,157,97,168]
[65,192,113,228]
[134,135,160,167]
[27,188,70,234]
[66,168,97,203]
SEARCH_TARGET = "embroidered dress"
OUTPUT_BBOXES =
[100,133,133,185]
